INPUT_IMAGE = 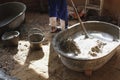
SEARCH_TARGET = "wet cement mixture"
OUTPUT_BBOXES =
[0,12,120,80]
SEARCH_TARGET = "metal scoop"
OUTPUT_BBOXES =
[70,0,89,38]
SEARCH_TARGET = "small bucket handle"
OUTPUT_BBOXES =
[28,28,44,36]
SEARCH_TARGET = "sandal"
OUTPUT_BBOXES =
[51,27,61,33]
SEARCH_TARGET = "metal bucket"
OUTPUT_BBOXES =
[28,28,45,50]
[1,31,20,46]
[0,2,26,36]
[52,21,120,74]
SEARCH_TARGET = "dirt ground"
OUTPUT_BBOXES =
[0,12,120,80]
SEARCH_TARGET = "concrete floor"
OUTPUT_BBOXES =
[0,12,120,80]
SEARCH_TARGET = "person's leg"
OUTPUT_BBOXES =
[48,0,58,32]
[48,0,57,17]
[57,0,68,30]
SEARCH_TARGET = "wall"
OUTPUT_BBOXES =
[0,0,120,20]
[103,0,120,19]
[67,0,120,20]
[0,0,48,12]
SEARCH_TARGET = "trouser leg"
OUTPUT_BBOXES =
[48,0,57,27]
[57,0,68,29]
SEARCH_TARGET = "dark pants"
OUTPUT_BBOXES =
[48,0,68,28]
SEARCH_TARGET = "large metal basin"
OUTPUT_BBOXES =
[52,21,120,73]
[0,2,26,36]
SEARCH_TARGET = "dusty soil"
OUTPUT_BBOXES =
[0,12,120,80]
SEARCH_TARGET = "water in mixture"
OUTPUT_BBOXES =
[66,31,120,59]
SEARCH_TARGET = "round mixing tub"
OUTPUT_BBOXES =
[0,2,26,36]
[52,21,120,75]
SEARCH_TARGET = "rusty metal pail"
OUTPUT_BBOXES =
[28,28,45,50]
[1,31,20,47]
